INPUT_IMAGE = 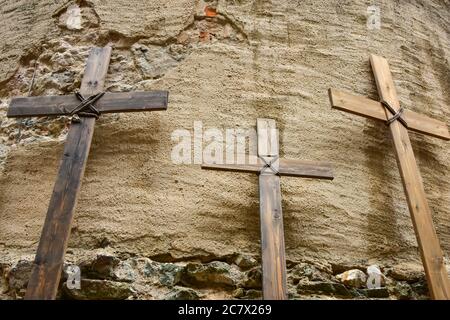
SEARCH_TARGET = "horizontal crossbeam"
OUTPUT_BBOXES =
[329,89,450,140]
[202,157,334,180]
[7,91,168,118]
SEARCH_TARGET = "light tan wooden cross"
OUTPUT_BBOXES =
[202,118,334,299]
[329,54,450,300]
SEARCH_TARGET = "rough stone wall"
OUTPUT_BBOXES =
[0,0,449,299]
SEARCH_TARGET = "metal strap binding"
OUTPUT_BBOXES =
[70,91,105,122]
[259,155,280,176]
[381,100,408,128]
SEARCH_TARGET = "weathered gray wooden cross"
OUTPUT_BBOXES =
[202,118,334,299]
[6,46,169,300]
[329,54,450,300]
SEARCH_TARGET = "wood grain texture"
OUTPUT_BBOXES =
[25,47,112,300]
[202,157,334,179]
[259,173,286,300]
[369,54,450,300]
[7,91,168,117]
[329,89,450,141]
[257,118,287,300]
[201,118,334,300]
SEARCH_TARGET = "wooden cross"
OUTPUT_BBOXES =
[6,46,168,300]
[329,54,450,300]
[202,118,334,299]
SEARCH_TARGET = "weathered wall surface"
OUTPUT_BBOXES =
[0,0,449,299]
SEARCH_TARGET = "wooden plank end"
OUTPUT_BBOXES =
[435,129,450,141]
[438,123,450,141]
[369,53,385,65]
[163,90,169,109]
[319,165,334,180]
[328,88,337,108]
[7,97,25,118]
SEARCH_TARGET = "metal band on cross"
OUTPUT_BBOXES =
[259,155,280,176]
[381,100,408,128]
[70,91,105,122]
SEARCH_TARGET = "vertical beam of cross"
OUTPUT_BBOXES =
[24,47,112,300]
[257,119,287,300]
[370,55,450,300]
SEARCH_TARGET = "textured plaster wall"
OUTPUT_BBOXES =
[0,0,449,298]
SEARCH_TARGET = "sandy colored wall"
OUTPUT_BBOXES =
[0,0,449,299]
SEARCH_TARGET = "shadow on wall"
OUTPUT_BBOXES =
[362,120,404,258]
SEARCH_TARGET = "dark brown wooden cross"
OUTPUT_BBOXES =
[329,54,450,300]
[202,118,334,299]
[6,46,168,300]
